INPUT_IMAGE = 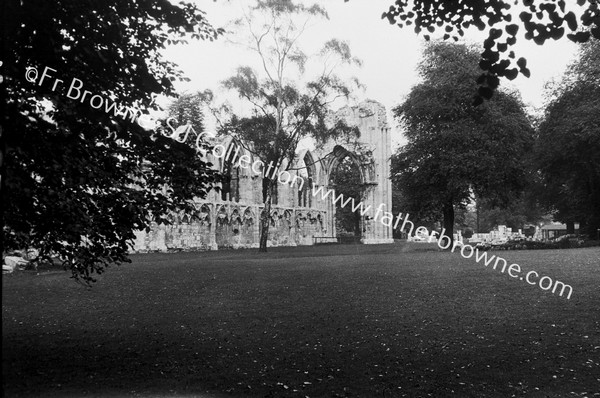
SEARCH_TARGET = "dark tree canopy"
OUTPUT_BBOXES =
[1,1,222,283]
[377,0,600,103]
[391,41,534,242]
[536,40,600,238]
[463,194,543,234]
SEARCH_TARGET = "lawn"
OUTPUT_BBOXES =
[3,243,600,397]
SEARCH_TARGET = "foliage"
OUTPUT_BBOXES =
[536,40,600,238]
[1,0,222,283]
[219,0,361,251]
[478,239,600,251]
[452,193,545,235]
[462,228,474,239]
[167,90,213,138]
[391,41,534,243]
[378,0,600,103]
[475,198,543,233]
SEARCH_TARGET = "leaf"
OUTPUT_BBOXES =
[505,68,519,80]
[567,31,591,43]
[519,12,532,22]
[506,24,519,36]
[533,34,546,45]
[564,12,578,31]
[489,28,502,39]
[551,27,565,40]
[486,74,500,89]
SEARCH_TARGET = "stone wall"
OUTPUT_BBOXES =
[131,99,393,252]
[131,199,328,252]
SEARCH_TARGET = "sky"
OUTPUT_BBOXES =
[162,0,580,148]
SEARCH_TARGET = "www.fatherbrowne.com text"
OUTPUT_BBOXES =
[26,65,573,300]
[202,130,573,299]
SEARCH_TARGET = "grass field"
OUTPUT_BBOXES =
[3,243,600,397]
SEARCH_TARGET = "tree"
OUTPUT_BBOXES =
[391,41,534,244]
[1,1,222,283]
[167,91,213,137]
[467,194,544,234]
[377,0,600,103]
[536,40,600,238]
[219,0,361,252]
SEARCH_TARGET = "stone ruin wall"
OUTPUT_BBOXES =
[132,202,329,252]
[132,99,392,252]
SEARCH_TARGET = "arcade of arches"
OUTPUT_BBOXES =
[132,100,394,252]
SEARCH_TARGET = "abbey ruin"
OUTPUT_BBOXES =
[132,99,394,252]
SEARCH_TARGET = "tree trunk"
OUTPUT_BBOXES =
[476,202,480,234]
[566,221,575,235]
[258,180,273,252]
[443,200,455,248]
[0,12,6,259]
[579,218,588,239]
[591,216,600,240]
[0,125,5,258]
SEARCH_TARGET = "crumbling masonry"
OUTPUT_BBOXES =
[132,99,394,252]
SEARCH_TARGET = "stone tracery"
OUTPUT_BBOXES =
[132,100,394,251]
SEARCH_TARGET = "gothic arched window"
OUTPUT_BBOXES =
[298,153,313,207]
[221,143,241,202]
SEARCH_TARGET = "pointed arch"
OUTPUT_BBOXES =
[326,145,366,185]
[194,204,211,225]
[296,150,317,208]
[221,139,244,202]
[230,208,242,235]
[215,205,230,248]
[241,207,255,245]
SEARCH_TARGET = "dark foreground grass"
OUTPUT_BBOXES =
[3,243,600,397]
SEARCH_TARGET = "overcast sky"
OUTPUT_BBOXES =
[162,0,580,148]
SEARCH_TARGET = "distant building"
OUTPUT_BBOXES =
[540,223,580,240]
[469,225,524,243]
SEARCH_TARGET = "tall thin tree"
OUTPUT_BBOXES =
[219,0,362,252]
